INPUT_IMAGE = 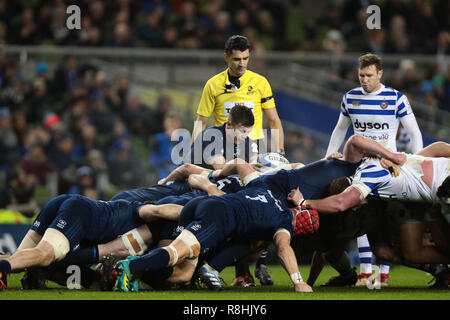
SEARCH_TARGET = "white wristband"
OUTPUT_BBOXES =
[290,272,303,284]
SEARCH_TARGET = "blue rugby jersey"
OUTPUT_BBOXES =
[109,181,191,202]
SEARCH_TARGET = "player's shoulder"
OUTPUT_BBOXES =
[345,86,364,96]
[381,85,407,100]
[355,157,385,172]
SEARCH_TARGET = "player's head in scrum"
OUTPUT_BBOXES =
[225,104,254,143]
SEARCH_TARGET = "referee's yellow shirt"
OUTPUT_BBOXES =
[196,69,276,140]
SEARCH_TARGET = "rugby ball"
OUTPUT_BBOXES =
[257,152,289,172]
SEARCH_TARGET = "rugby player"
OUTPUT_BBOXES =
[301,136,450,266]
[0,194,183,291]
[326,53,423,286]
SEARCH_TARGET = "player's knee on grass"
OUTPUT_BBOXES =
[168,261,197,283]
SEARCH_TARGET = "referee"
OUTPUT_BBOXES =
[191,35,285,155]
[191,35,285,287]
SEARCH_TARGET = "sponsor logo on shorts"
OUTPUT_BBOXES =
[57,219,67,229]
[191,224,202,232]
[33,221,40,228]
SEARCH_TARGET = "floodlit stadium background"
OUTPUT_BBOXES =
[0,0,448,259]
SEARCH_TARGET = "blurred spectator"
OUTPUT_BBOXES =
[2,165,38,217]
[138,8,165,47]
[107,139,142,189]
[11,110,28,158]
[121,94,152,137]
[0,107,18,170]
[364,29,387,55]
[410,0,439,54]
[19,143,57,188]
[233,8,250,35]
[85,149,110,193]
[52,54,79,98]
[106,119,131,162]
[106,22,135,47]
[116,74,130,108]
[174,1,202,49]
[322,29,345,55]
[87,90,116,135]
[150,115,182,179]
[68,165,105,200]
[386,15,411,54]
[160,26,179,48]
[74,123,103,158]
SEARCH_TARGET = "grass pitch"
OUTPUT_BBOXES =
[1,265,449,300]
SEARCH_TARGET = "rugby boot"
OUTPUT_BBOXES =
[113,256,139,292]
[231,272,255,287]
[99,254,120,291]
[0,271,6,291]
[429,268,450,289]
[321,268,358,287]
[21,267,48,290]
[355,272,373,287]
[255,264,274,286]
[197,264,226,291]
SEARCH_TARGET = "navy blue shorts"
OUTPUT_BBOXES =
[31,194,74,235]
[147,220,178,244]
[47,196,93,251]
[180,196,235,255]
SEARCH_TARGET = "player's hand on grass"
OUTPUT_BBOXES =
[324,152,343,160]
[294,281,313,293]
[380,158,401,177]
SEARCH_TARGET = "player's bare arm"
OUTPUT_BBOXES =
[138,203,183,222]
[273,229,312,292]
[191,114,209,143]
[300,186,363,214]
[188,174,226,196]
[159,163,210,184]
[343,134,406,165]
[416,141,450,158]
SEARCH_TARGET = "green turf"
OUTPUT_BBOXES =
[1,265,449,300]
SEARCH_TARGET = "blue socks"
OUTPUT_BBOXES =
[129,248,170,274]
[0,260,11,274]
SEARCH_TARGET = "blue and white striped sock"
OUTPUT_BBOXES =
[357,234,372,274]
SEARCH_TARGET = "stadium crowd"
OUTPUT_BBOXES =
[0,50,182,211]
[0,0,447,53]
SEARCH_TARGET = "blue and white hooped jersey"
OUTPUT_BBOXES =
[352,155,450,203]
[341,84,413,151]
